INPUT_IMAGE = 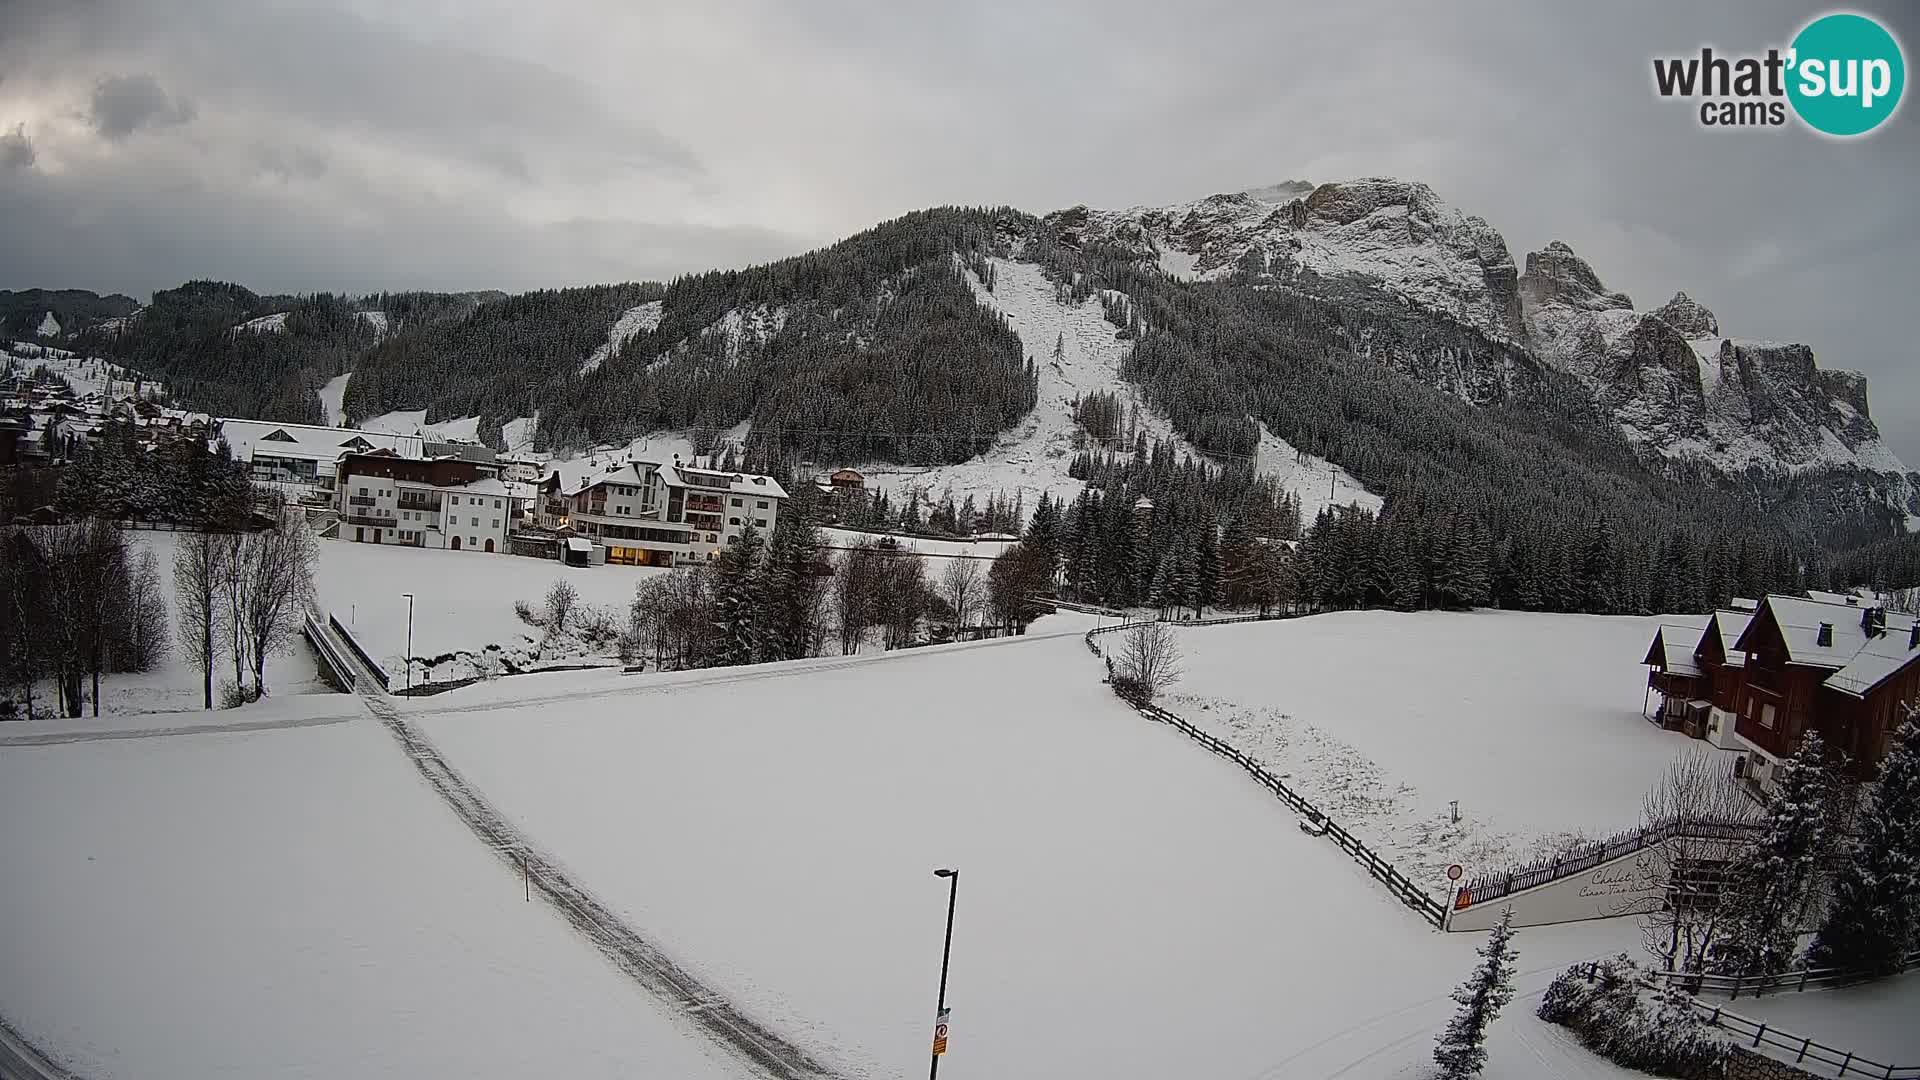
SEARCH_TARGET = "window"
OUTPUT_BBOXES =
[469,537,477,547]
[754,518,767,529]
[757,500,767,509]
[358,487,367,496]
[493,499,501,509]
[491,519,499,528]
[471,516,480,527]
[727,535,739,545]
[1760,703,1777,730]
[730,497,742,506]
[451,496,459,505]
[729,517,740,526]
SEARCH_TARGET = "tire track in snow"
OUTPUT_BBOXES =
[354,680,845,1080]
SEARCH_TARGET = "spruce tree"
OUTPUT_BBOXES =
[1710,733,1836,976]
[1809,711,1920,974]
[1434,907,1519,1079]
[711,524,765,666]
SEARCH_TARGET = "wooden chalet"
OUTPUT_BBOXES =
[1728,595,1920,792]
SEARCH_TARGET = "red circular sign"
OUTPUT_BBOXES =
[1446,864,1464,881]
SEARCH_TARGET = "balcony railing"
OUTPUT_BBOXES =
[348,495,379,507]
[344,513,396,527]
[397,499,441,512]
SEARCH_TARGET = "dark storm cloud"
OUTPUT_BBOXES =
[89,73,196,140]
[0,0,1914,459]
[0,125,32,168]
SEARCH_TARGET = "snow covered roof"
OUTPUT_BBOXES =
[661,463,788,500]
[1704,610,1753,668]
[1656,623,1704,676]
[1738,594,1918,672]
[1825,627,1920,698]
[218,418,423,464]
[452,477,510,498]
[566,537,593,553]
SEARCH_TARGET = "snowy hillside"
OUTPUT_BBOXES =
[578,300,663,376]
[356,308,389,337]
[35,311,60,337]
[4,343,165,400]
[860,255,1380,521]
[360,409,481,444]
[234,311,289,333]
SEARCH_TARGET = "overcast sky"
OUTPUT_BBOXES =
[3,0,1916,460]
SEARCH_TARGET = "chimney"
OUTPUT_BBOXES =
[1816,623,1833,647]
[1862,606,1886,638]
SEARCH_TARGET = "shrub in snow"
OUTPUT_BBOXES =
[1432,907,1518,1079]
[1538,954,1727,1079]
[1110,673,1149,706]
[514,599,543,628]
[219,681,259,710]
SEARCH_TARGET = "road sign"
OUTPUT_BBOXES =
[932,1008,950,1056]
[1446,864,1464,882]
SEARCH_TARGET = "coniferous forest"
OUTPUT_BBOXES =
[36,203,1920,619]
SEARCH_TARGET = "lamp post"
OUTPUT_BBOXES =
[929,867,959,1080]
[400,592,415,694]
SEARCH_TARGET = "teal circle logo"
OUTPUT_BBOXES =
[1787,13,1905,136]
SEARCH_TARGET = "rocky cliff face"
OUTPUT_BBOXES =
[1065,179,1913,513]
[1067,178,1525,342]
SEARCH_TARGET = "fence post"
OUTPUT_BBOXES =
[1752,1023,1766,1048]
[1796,1038,1810,1063]
[1798,967,1810,992]
[1709,1006,1721,1025]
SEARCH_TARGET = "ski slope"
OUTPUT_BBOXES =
[318,372,351,427]
[419,628,1645,1080]
[579,300,664,376]
[854,255,1381,526]
[0,707,756,1080]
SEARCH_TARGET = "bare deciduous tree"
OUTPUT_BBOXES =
[1640,750,1759,974]
[1116,621,1183,703]
[832,543,882,655]
[175,532,226,709]
[941,558,982,630]
[545,578,580,634]
[114,546,171,674]
[226,510,318,699]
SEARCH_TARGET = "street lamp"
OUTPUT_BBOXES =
[929,867,959,1080]
[400,592,415,694]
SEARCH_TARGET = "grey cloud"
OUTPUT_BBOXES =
[0,124,32,168]
[1,0,1915,461]
[90,73,196,140]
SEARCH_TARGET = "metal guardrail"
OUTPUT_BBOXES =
[1084,617,1447,927]
[327,613,390,692]
[302,611,360,693]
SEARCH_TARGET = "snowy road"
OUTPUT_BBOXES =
[0,1013,77,1080]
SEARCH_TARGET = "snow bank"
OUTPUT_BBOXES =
[0,712,753,1080]
[1169,610,1729,894]
[420,631,1645,1080]
[1720,974,1920,1068]
[501,415,539,454]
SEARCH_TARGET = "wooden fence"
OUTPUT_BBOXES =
[1646,950,1920,1001]
[1561,960,1920,1079]
[1457,816,1763,909]
[1085,619,1447,927]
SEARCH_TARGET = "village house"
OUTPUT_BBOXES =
[215,419,426,503]
[332,450,523,552]
[535,455,787,566]
[1649,593,1920,798]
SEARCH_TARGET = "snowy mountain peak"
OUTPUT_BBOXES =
[1518,241,1633,313]
[1650,291,1719,338]
[1242,179,1314,205]
[1065,176,1524,340]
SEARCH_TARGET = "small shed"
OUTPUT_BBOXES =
[565,536,595,567]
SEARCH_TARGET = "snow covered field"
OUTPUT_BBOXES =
[1168,610,1729,895]
[418,628,1646,1080]
[312,540,668,680]
[1720,975,1920,1069]
[0,706,754,1080]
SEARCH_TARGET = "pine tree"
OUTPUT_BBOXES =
[1710,733,1836,976]
[711,524,765,666]
[1809,711,1920,975]
[1434,907,1519,1079]
[1194,517,1220,617]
